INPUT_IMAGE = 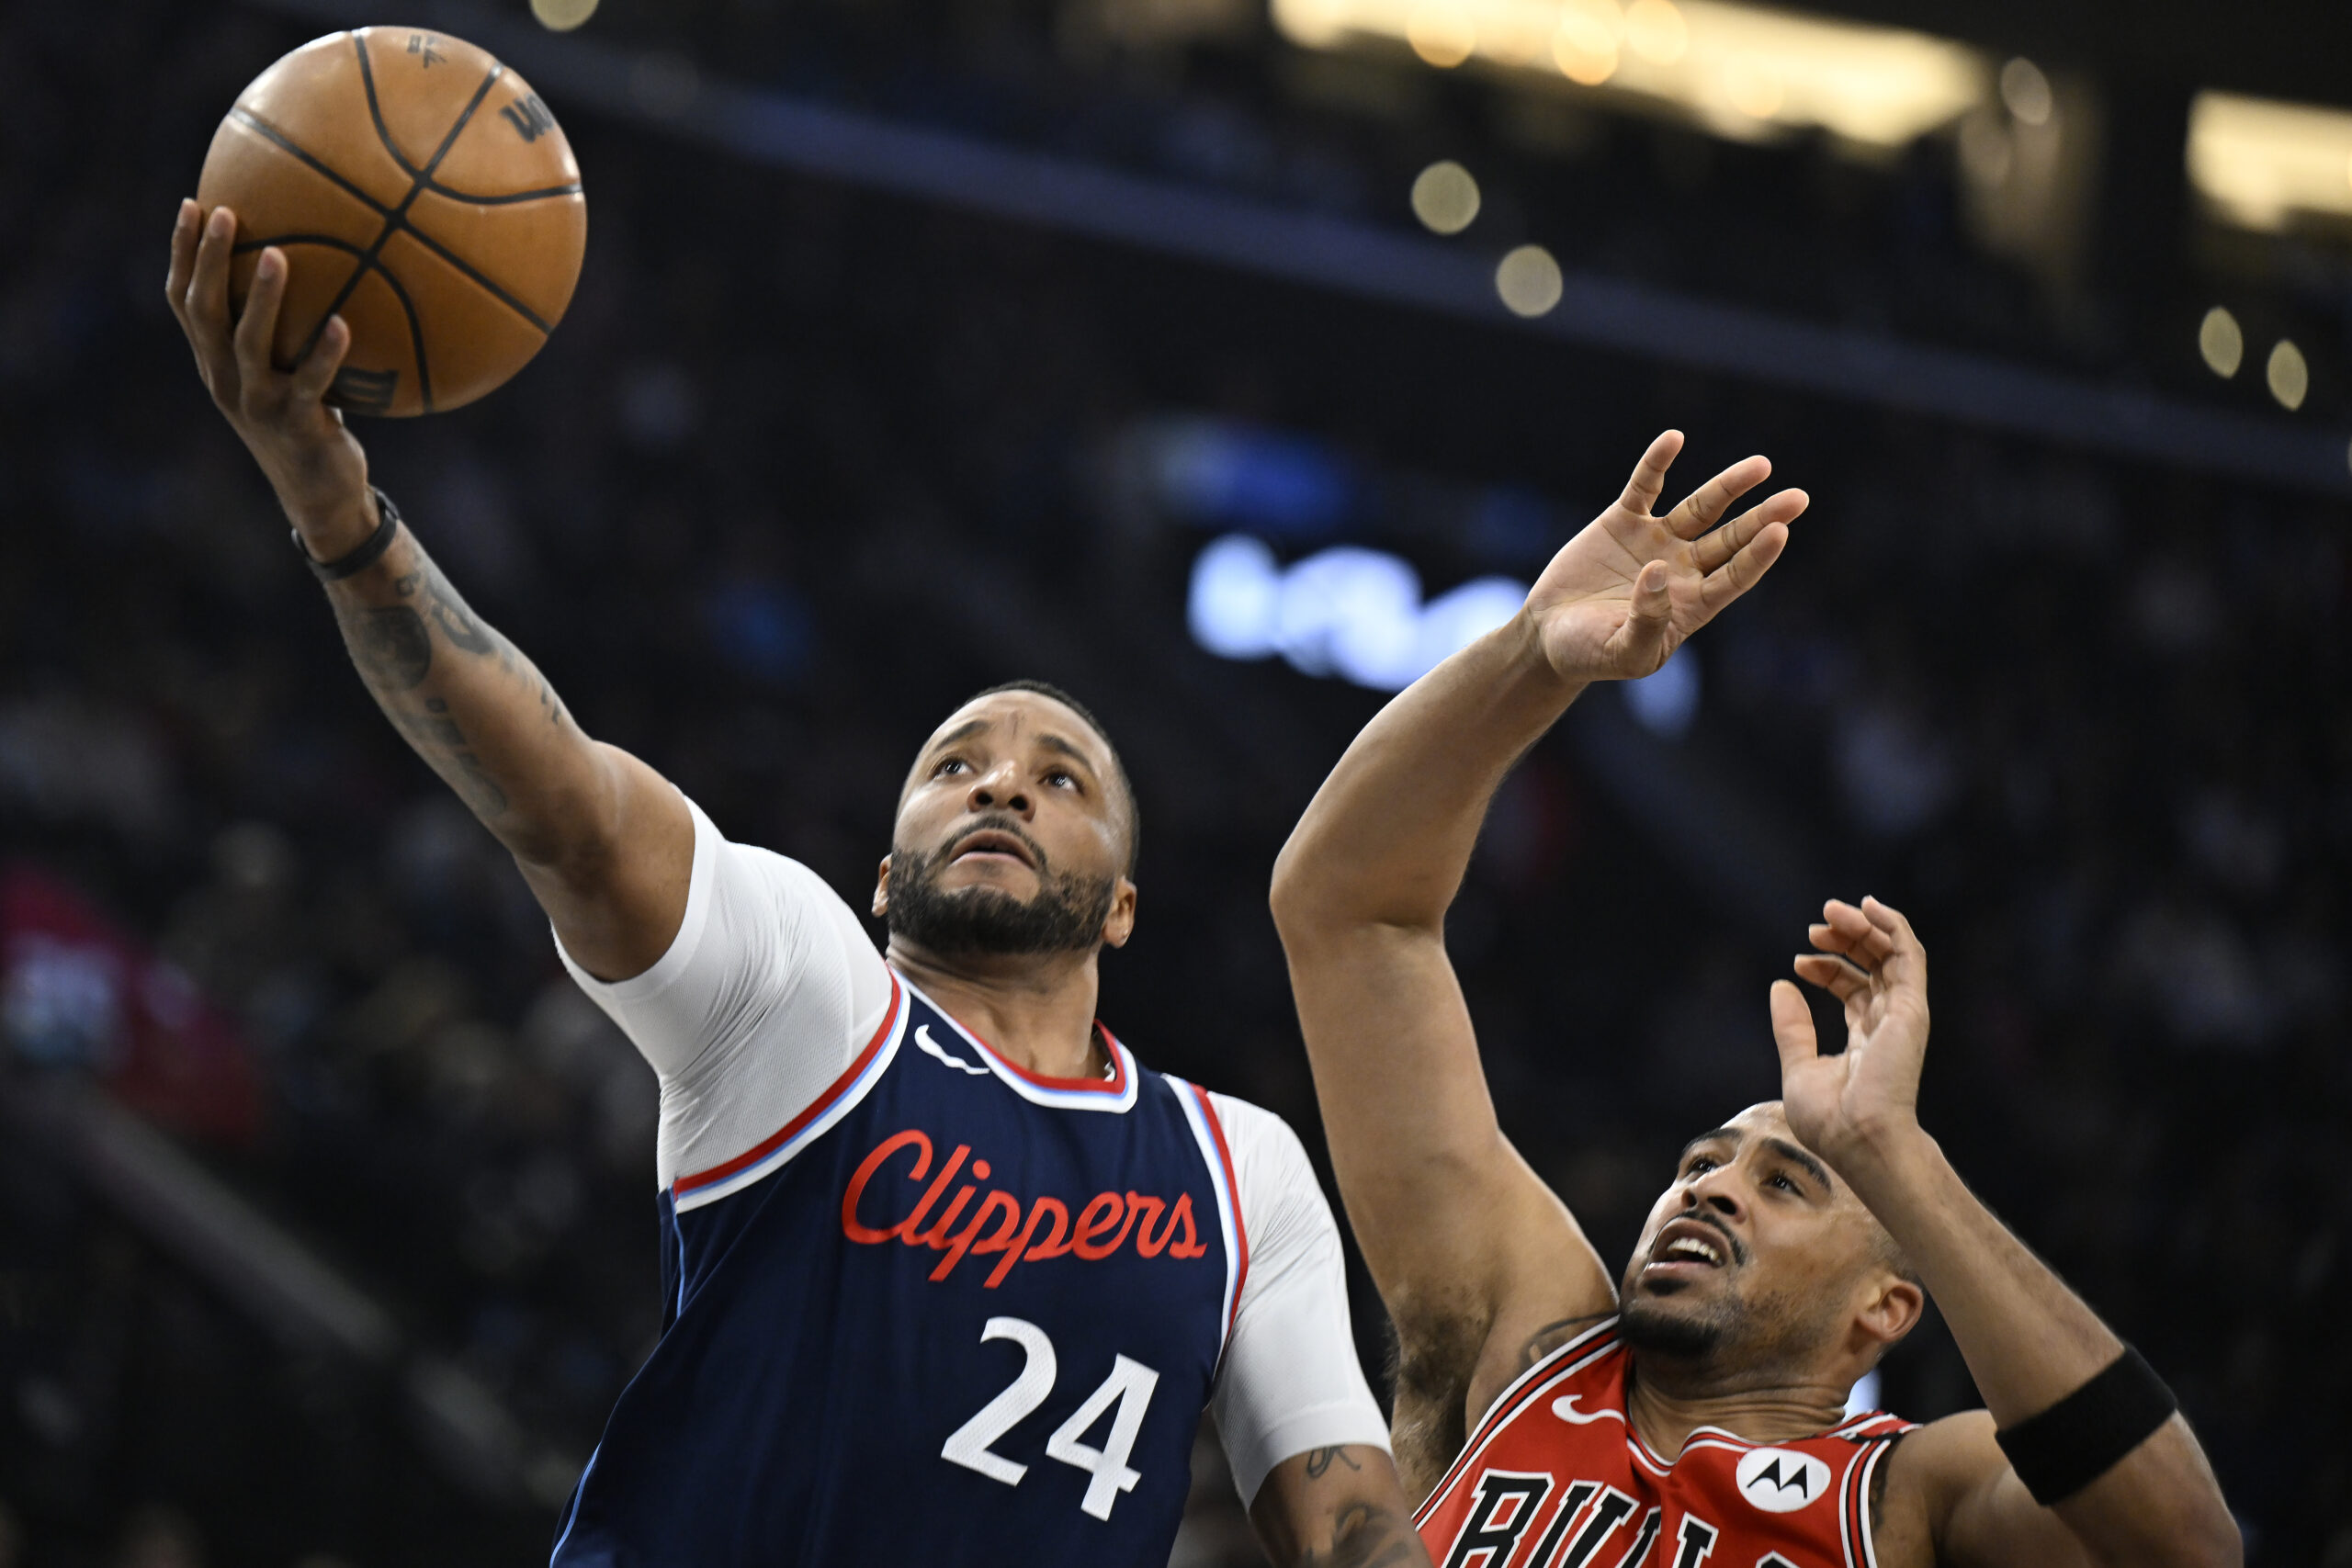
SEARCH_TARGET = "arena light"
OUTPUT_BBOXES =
[1188,535,1287,658]
[2197,307,2244,379]
[1271,0,1990,150]
[530,0,598,29]
[1187,535,1527,692]
[2188,91,2352,232]
[2267,340,2310,412]
[1623,649,1700,738]
[1496,243,1565,316]
[1411,160,1483,233]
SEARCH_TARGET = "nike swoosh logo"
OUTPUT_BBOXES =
[916,1025,989,1076]
[1551,1394,1623,1426]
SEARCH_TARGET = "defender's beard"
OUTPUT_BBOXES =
[886,829,1114,957]
[1618,1292,1740,1361]
[1617,1271,1832,1378]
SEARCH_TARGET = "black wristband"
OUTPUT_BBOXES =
[1994,1345,2178,1506]
[295,488,401,581]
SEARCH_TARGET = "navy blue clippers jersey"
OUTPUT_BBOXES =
[550,973,1248,1566]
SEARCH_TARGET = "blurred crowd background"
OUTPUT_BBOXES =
[4,0,2349,1562]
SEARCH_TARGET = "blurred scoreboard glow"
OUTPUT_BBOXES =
[1271,0,1990,150]
[1186,534,1702,736]
[1189,534,1528,691]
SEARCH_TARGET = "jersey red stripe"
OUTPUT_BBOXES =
[1842,1435,1879,1567]
[959,1017,1132,1095]
[1193,1085,1250,1337]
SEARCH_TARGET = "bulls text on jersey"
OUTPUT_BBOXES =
[1414,1321,1916,1568]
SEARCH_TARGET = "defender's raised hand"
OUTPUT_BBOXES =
[165,200,377,554]
[1525,429,1804,685]
[1770,897,1932,1171]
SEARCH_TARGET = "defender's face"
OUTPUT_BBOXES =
[879,691,1134,945]
[1620,1103,1883,1348]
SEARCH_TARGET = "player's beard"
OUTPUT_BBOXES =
[1618,1292,1744,1361]
[1617,1264,1828,1375]
[886,822,1114,957]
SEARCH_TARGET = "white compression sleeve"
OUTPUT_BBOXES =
[1206,1092,1393,1506]
[555,796,895,1192]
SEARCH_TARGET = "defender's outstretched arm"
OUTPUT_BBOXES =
[166,201,691,981]
[1271,433,1799,1494]
[1774,901,2239,1568]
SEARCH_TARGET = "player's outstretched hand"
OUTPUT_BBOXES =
[1524,430,1804,685]
[1770,897,1932,1172]
[165,199,378,554]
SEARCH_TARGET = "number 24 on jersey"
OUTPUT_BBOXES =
[941,1317,1162,1522]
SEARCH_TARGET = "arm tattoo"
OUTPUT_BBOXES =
[1306,1447,1365,1481]
[1298,1503,1425,1568]
[415,696,466,748]
[423,586,495,656]
[331,541,555,821]
[413,559,570,726]
[451,752,511,816]
[351,606,432,690]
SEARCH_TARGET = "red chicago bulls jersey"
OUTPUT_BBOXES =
[1415,1319,1915,1568]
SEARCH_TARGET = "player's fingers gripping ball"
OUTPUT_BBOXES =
[197,27,587,416]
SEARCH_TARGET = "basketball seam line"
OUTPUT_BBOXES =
[345,41,558,350]
[228,109,390,218]
[418,62,506,177]
[346,37,564,339]
[421,178,584,206]
[390,221,558,335]
[232,233,368,257]
[232,106,562,340]
[353,33,424,179]
[368,262,435,419]
[303,40,509,407]
[299,220,433,413]
[299,32,456,405]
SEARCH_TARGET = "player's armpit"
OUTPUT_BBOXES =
[1248,1446,1431,1568]
[1887,1409,2238,1568]
[1386,1303,1618,1506]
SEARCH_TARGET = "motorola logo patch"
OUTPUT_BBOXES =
[1735,1448,1831,1514]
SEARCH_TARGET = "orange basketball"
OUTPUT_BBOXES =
[196,27,587,417]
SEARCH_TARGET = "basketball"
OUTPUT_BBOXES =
[195,28,586,417]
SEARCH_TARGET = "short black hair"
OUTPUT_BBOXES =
[965,680,1140,874]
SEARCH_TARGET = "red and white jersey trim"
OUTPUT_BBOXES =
[903,976,1140,1112]
[671,975,908,1211]
[1170,1077,1250,1352]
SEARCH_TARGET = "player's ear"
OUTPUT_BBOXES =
[1859,1276,1924,1352]
[872,855,892,919]
[1101,876,1137,949]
